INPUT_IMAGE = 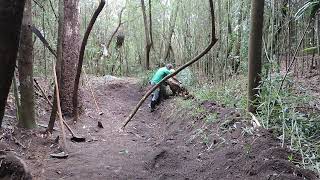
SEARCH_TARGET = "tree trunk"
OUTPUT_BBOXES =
[17,0,36,128]
[60,0,81,117]
[0,0,26,126]
[232,0,243,74]
[148,0,153,47]
[247,0,265,113]
[317,14,320,82]
[48,0,64,132]
[163,1,180,62]
[141,0,152,70]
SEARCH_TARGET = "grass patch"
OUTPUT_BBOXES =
[191,75,247,110]
[177,73,320,173]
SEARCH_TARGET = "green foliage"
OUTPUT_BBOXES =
[185,71,320,173]
[302,46,319,54]
[136,69,155,87]
[257,74,320,172]
[295,0,320,19]
[193,76,247,109]
[176,68,194,86]
[205,112,218,123]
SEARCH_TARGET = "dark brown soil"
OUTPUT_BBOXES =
[1,76,318,180]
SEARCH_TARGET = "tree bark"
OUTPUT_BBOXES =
[0,0,26,126]
[48,0,64,132]
[163,1,180,62]
[148,0,153,47]
[317,15,320,82]
[247,0,265,113]
[60,0,81,117]
[141,0,152,70]
[18,0,36,128]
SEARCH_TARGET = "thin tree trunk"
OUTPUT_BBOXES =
[13,72,21,123]
[48,0,64,132]
[232,1,243,74]
[141,0,152,69]
[18,0,36,128]
[317,14,320,82]
[148,0,153,47]
[0,0,26,126]
[42,10,47,79]
[163,0,180,62]
[247,0,265,113]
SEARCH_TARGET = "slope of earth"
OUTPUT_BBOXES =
[1,76,318,180]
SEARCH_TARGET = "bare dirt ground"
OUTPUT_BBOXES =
[1,76,318,180]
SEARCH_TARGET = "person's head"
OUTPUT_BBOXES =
[166,64,173,70]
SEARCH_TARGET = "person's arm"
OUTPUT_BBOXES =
[167,69,181,84]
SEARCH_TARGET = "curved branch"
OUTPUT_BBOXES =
[72,0,106,121]
[122,0,217,129]
[48,0,58,20]
[106,7,125,49]
[29,25,57,58]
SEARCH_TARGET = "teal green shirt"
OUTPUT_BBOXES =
[151,67,171,84]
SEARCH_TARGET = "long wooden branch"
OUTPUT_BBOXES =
[122,0,217,129]
[72,0,106,122]
[53,64,68,152]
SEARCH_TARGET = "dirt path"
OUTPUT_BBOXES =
[2,76,318,180]
[33,77,165,179]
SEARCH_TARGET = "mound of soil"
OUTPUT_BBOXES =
[0,144,32,180]
[145,99,318,180]
[1,76,318,180]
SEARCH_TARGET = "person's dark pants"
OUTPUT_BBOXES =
[150,82,167,111]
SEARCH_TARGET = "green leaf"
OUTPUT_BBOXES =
[295,0,320,19]
[302,46,319,54]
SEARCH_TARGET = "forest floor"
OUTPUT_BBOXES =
[1,75,319,180]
